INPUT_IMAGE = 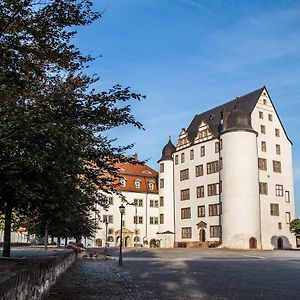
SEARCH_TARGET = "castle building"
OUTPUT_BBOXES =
[158,86,296,249]
[94,156,160,248]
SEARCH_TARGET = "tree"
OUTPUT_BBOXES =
[0,0,145,257]
[290,219,300,236]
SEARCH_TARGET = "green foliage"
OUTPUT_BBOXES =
[0,0,145,251]
[290,219,300,236]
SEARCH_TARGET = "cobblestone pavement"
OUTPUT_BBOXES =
[43,258,149,300]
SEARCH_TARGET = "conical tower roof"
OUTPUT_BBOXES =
[158,137,176,162]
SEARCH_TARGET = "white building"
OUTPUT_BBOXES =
[94,156,161,248]
[158,86,296,250]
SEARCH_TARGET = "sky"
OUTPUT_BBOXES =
[75,0,300,216]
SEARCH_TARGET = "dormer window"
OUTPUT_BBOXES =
[148,181,155,191]
[135,180,141,189]
[120,178,126,187]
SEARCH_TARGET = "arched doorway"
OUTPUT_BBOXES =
[277,237,283,249]
[249,237,257,249]
[199,229,206,242]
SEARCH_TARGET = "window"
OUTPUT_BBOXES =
[150,200,159,207]
[198,205,205,217]
[103,215,114,224]
[160,163,164,173]
[148,182,155,190]
[134,229,140,235]
[259,182,268,195]
[134,199,143,207]
[120,178,126,187]
[135,180,141,189]
[275,184,284,196]
[276,144,281,155]
[180,189,190,200]
[150,217,158,224]
[175,155,178,165]
[270,204,279,216]
[195,165,204,177]
[181,207,191,219]
[108,197,114,205]
[182,227,192,238]
[200,146,205,157]
[258,158,267,170]
[263,98,267,105]
[190,149,194,160]
[259,111,263,119]
[108,228,114,235]
[207,161,219,174]
[261,141,266,152]
[210,225,221,238]
[278,223,282,230]
[219,158,223,170]
[215,142,220,153]
[273,161,281,173]
[108,236,114,242]
[260,125,266,134]
[134,236,140,242]
[159,196,164,206]
[207,183,220,196]
[285,191,290,203]
[160,214,164,224]
[160,178,164,188]
[134,216,143,224]
[196,186,204,198]
[180,168,189,181]
[275,128,280,137]
[181,152,185,163]
[209,204,221,216]
[268,114,273,121]
[286,212,291,224]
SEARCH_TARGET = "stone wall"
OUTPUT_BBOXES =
[0,252,76,300]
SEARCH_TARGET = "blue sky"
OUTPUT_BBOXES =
[75,0,300,216]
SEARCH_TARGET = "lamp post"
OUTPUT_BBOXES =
[118,204,125,266]
[105,221,108,253]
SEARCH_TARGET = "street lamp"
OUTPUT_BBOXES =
[118,204,125,266]
[105,221,108,253]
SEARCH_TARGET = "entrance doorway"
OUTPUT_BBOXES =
[249,237,257,249]
[277,237,283,249]
[199,229,206,242]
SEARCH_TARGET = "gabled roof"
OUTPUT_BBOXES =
[186,87,265,143]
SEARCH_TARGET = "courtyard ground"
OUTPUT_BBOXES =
[43,247,300,299]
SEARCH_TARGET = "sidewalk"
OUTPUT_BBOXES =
[43,257,149,300]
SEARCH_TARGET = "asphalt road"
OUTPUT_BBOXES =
[105,247,300,299]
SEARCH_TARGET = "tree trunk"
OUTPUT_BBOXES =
[64,237,67,246]
[57,236,61,248]
[51,235,54,245]
[3,203,12,257]
[44,225,48,251]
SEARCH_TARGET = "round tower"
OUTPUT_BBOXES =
[157,137,176,248]
[220,108,261,249]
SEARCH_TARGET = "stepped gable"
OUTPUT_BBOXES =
[186,86,264,143]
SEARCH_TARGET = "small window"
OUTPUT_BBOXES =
[180,189,190,201]
[148,182,155,191]
[207,183,220,196]
[196,186,204,198]
[215,142,220,153]
[263,99,267,105]
[286,212,291,224]
[273,161,281,173]
[258,158,267,170]
[285,191,290,203]
[270,203,279,216]
[261,141,266,152]
[209,204,221,216]
[207,161,219,174]
[160,214,164,224]
[275,184,283,196]
[120,178,126,187]
[259,182,268,195]
[219,157,223,170]
[160,178,164,188]
[180,168,189,181]
[181,207,191,219]
[210,225,221,238]
[190,149,194,160]
[195,165,204,177]
[135,180,141,189]
[160,163,164,173]
[182,227,192,238]
[198,205,205,217]
[259,111,263,119]
[276,144,281,155]
[261,125,266,134]
[181,152,185,163]
[108,197,114,205]
[278,223,282,230]
[150,217,158,224]
[268,114,273,121]
[175,155,178,165]
[159,196,164,206]
[200,146,205,157]
[275,128,280,137]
